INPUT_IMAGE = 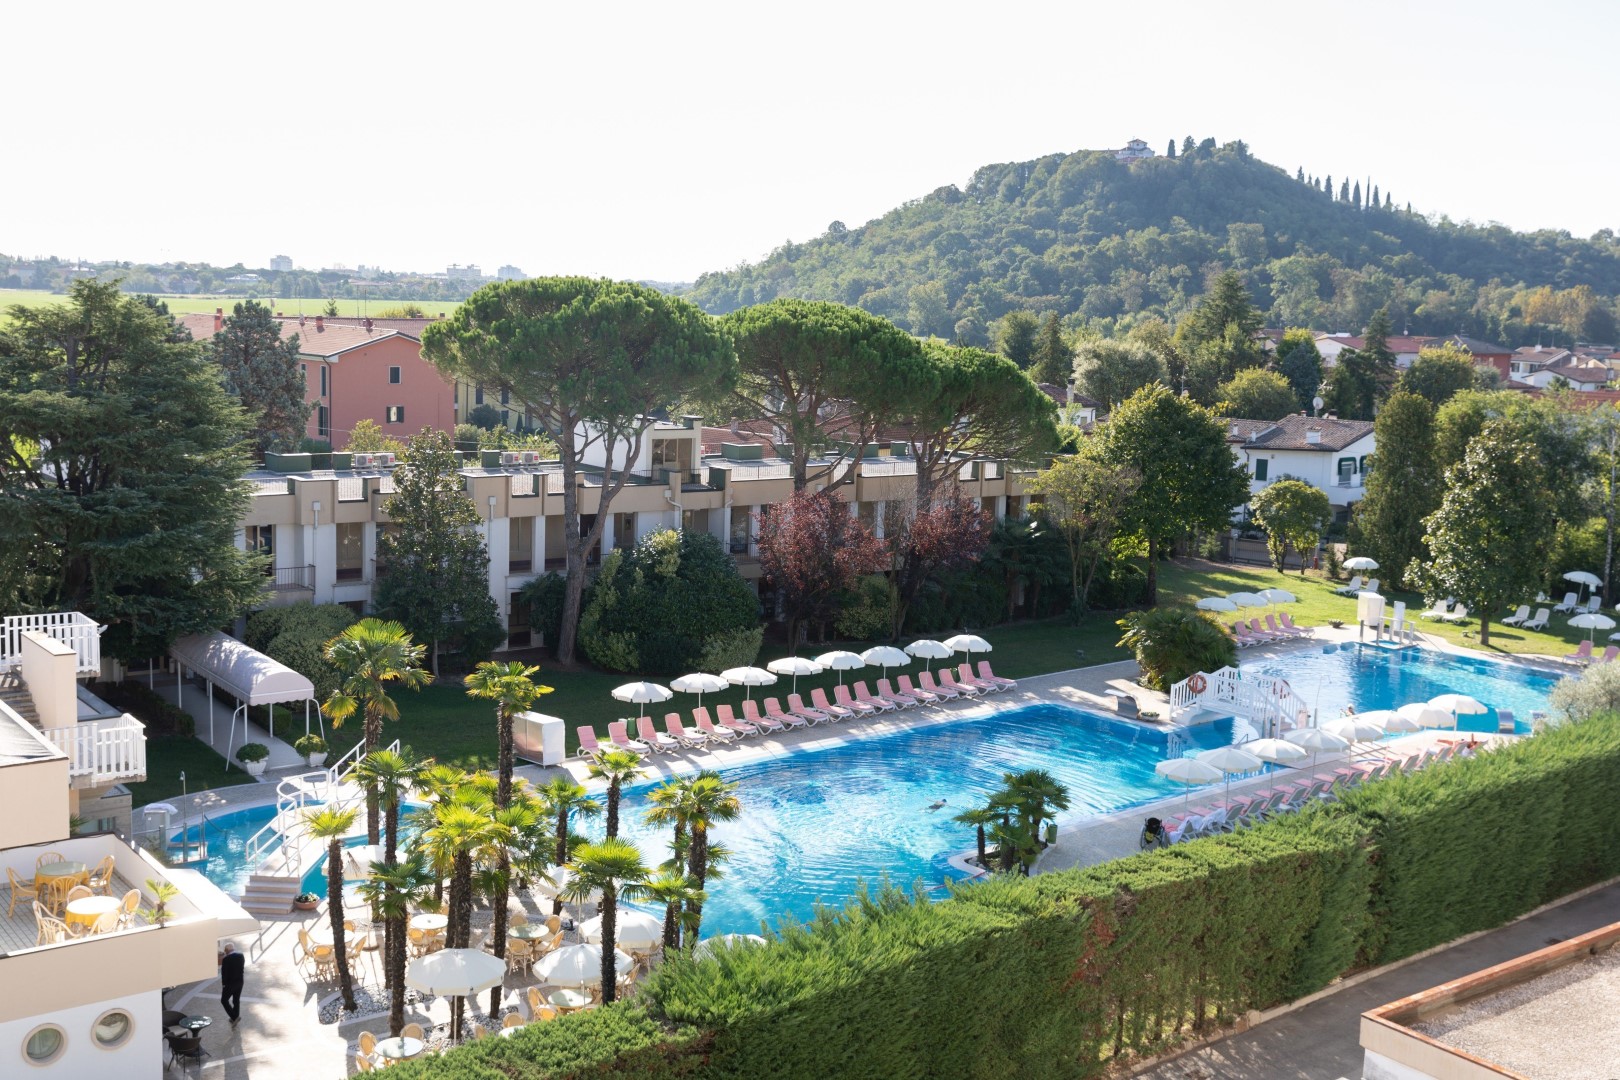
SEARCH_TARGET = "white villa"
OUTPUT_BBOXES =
[1223,414,1376,516]
[0,614,256,1078]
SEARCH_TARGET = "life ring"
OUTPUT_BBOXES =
[1187,673,1208,694]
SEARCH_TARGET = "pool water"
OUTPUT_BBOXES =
[169,803,417,897]
[608,705,1248,937]
[1249,644,1557,734]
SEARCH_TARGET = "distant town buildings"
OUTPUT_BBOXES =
[269,254,293,273]
[498,265,525,281]
[446,264,483,281]
[1113,138,1155,162]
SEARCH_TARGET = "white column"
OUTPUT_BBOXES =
[601,513,617,553]
[873,501,886,540]
[485,502,509,614]
[718,504,732,548]
[993,495,1007,522]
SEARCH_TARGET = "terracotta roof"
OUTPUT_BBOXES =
[700,421,778,454]
[179,313,417,358]
[1433,334,1511,357]
[1314,334,1436,353]
[1542,364,1611,385]
[1037,382,1101,409]
[1220,413,1373,452]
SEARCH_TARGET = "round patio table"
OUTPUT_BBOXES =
[373,1036,424,1061]
[546,988,590,1011]
[410,913,448,932]
[65,895,120,932]
[509,923,550,941]
[180,1015,212,1032]
[36,860,88,883]
[498,1025,526,1038]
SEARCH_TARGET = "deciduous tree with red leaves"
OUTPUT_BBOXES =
[755,489,887,649]
[888,490,991,639]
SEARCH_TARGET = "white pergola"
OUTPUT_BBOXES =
[167,632,320,761]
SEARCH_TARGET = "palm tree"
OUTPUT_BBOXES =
[587,749,645,838]
[676,772,741,946]
[324,619,432,844]
[537,776,601,915]
[951,805,999,870]
[563,839,651,1005]
[463,660,552,808]
[356,854,434,1036]
[1001,769,1071,846]
[411,762,468,905]
[305,804,363,1011]
[482,799,540,1016]
[417,789,507,1039]
[640,870,704,951]
[353,748,424,964]
[644,780,692,945]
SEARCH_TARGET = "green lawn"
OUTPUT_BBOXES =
[0,289,460,320]
[134,558,1592,801]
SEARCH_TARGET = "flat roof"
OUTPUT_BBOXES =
[0,704,63,767]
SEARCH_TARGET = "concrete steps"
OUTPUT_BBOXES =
[240,874,303,918]
[0,684,40,726]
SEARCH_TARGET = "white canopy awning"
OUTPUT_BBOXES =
[168,632,315,706]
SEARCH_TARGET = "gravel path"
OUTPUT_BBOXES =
[1413,947,1620,1079]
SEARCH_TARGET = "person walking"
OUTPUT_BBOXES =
[219,942,246,1026]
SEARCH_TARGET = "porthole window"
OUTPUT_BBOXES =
[92,1009,133,1049]
[22,1024,66,1066]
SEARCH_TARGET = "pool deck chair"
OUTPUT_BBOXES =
[939,668,983,696]
[692,707,739,742]
[834,684,879,716]
[1420,599,1452,620]
[853,681,897,712]
[1439,604,1470,624]
[716,704,761,737]
[577,727,607,762]
[637,715,680,753]
[876,678,919,708]
[787,693,830,724]
[917,670,960,700]
[811,687,855,720]
[1553,591,1579,613]
[607,720,650,754]
[742,699,786,733]
[954,664,998,693]
[1501,604,1530,627]
[896,674,940,703]
[764,697,808,728]
[976,662,1017,690]
[664,713,708,749]
[1565,640,1595,665]
[1334,575,1364,596]
[1522,608,1551,631]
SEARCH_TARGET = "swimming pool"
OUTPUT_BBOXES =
[605,645,1558,936]
[1249,644,1557,734]
[169,803,419,897]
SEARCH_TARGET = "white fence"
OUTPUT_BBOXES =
[1,612,103,674]
[1169,665,1311,736]
[40,715,147,785]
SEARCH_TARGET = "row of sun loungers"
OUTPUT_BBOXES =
[1562,641,1619,666]
[1229,614,1310,647]
[1160,740,1472,843]
[1334,576,1379,596]
[577,662,1019,759]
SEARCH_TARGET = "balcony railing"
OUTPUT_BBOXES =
[270,565,315,592]
[859,460,917,478]
[1335,476,1364,488]
[337,477,367,502]
[39,715,147,786]
[725,462,793,482]
[1,613,102,675]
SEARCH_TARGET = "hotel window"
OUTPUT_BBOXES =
[319,366,328,397]
[500,388,510,405]
[475,386,485,405]
[509,516,534,572]
[317,405,330,439]
[508,590,531,648]
[92,1010,134,1050]
[389,365,401,384]
[22,1024,66,1065]
[386,406,404,424]
[615,511,636,549]
[1253,458,1268,481]
[335,523,364,582]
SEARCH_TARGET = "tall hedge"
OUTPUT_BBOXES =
[406,714,1620,1079]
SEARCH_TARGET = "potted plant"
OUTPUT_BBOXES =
[139,879,179,927]
[293,734,328,768]
[293,891,321,912]
[235,742,270,777]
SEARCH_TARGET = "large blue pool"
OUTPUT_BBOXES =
[169,804,417,897]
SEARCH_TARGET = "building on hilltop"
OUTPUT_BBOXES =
[181,311,457,446]
[1112,138,1155,162]
[1509,346,1613,390]
[1313,333,1437,370]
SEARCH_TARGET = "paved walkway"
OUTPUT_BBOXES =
[150,675,305,772]
[1133,880,1620,1080]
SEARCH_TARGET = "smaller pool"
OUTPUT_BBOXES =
[167,802,420,898]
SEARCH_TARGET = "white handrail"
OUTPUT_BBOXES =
[1169,666,1311,737]
[241,738,402,875]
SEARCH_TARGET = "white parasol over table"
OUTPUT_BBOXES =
[406,948,506,1040]
[943,634,992,655]
[860,645,911,672]
[904,639,953,671]
[694,933,767,959]
[813,651,865,685]
[1343,557,1380,571]
[720,666,777,701]
[1154,756,1223,808]
[579,909,664,951]
[533,942,634,988]
[670,673,729,708]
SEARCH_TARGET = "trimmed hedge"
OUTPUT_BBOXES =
[406,714,1620,1079]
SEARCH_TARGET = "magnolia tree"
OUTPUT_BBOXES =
[755,489,887,649]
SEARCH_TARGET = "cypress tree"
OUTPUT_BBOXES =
[1352,180,1361,208]
[1349,392,1438,590]
[1166,139,1176,158]
[1371,184,1380,210]
[1296,166,1305,182]
[1326,174,1334,197]
[1028,313,1074,387]
[1181,135,1195,156]
[1339,178,1350,202]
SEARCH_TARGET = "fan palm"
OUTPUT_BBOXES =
[323,619,432,843]
[951,805,999,870]
[356,854,434,1036]
[417,789,507,1038]
[563,838,652,1005]
[537,776,601,914]
[479,798,540,1015]
[674,772,741,946]
[1000,768,1071,843]
[640,870,704,951]
[304,804,362,1011]
[411,762,468,904]
[644,780,692,943]
[587,749,645,839]
[353,748,424,963]
[464,660,552,808]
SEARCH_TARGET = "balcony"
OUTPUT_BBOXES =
[39,715,146,788]
[1,613,102,677]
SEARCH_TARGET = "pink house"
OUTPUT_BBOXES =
[182,311,457,446]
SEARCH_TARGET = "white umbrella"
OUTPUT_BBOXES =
[694,933,767,959]
[766,656,823,695]
[813,651,865,685]
[611,681,673,718]
[1564,570,1602,602]
[406,948,507,1040]
[905,639,953,671]
[1154,756,1224,808]
[529,866,602,905]
[580,909,664,951]
[1569,612,1616,644]
[1397,703,1454,730]
[1323,716,1388,743]
[1226,592,1266,608]
[721,665,777,700]
[1244,738,1308,765]
[344,843,386,880]
[670,672,728,708]
[1196,746,1265,800]
[859,645,911,671]
[943,634,993,655]
[533,942,633,988]
[1357,709,1418,733]
[1428,693,1487,716]
[1343,557,1380,571]
[1284,726,1350,766]
[1260,588,1298,605]
[1196,597,1238,612]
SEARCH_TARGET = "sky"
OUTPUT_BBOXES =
[7,0,1615,284]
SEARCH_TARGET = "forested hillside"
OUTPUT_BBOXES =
[685,139,1620,347]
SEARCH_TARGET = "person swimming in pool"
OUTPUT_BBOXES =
[926,798,948,812]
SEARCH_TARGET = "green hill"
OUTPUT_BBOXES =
[685,140,1620,346]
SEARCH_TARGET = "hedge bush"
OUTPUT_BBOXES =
[407,713,1620,1079]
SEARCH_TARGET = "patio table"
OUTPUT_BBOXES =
[36,860,88,884]
[547,988,590,1011]
[508,923,550,941]
[373,1035,424,1061]
[65,895,120,932]
[410,913,448,932]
